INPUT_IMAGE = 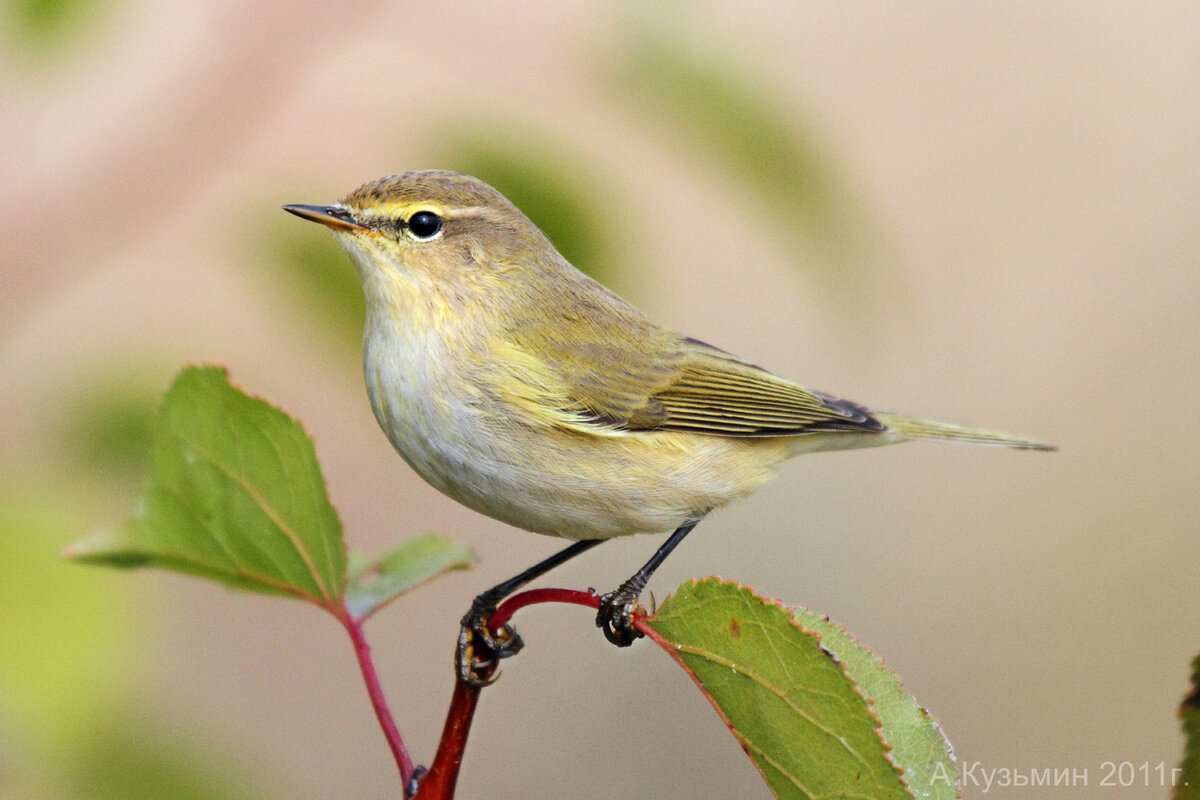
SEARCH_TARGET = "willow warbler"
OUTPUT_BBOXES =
[285,170,1052,684]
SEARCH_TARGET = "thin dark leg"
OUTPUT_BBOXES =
[596,519,701,647]
[470,538,603,613]
[457,538,604,686]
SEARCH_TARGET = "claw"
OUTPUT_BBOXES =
[456,623,499,687]
[455,608,524,687]
[595,587,645,647]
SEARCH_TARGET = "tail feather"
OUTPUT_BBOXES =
[873,412,1056,451]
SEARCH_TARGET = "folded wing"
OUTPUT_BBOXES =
[496,322,885,438]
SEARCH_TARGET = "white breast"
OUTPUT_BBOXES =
[363,312,484,500]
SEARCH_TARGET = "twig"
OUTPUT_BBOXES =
[351,587,652,799]
[487,587,600,632]
[339,606,418,794]
[414,679,481,799]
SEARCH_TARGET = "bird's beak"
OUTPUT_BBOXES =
[282,203,369,233]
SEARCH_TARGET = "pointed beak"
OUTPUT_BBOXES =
[282,203,369,233]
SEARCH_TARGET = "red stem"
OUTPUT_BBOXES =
[344,588,653,799]
[340,607,417,794]
[418,587,655,799]
[413,679,481,799]
[486,587,599,632]
[488,587,654,640]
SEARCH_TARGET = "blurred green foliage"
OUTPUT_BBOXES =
[0,492,266,800]
[265,217,365,357]
[0,494,131,746]
[58,374,159,483]
[2,367,286,799]
[609,33,880,286]
[59,717,264,800]
[6,0,111,47]
[436,129,624,290]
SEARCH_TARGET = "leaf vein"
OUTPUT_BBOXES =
[675,643,876,772]
[170,423,335,602]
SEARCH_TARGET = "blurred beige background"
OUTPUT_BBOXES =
[3,2,1198,799]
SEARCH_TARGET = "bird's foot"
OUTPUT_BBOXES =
[456,605,524,687]
[595,583,646,647]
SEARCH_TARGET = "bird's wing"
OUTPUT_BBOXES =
[493,324,884,438]
[640,338,885,436]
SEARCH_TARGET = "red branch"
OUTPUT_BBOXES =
[415,588,657,798]
[487,587,600,632]
[413,678,480,799]
[348,587,657,799]
[489,587,655,641]
[339,607,418,794]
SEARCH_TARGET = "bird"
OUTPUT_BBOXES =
[284,170,1052,684]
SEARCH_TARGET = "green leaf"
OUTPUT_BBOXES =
[797,609,959,799]
[345,534,475,620]
[1177,654,1200,800]
[66,366,347,609]
[646,578,911,800]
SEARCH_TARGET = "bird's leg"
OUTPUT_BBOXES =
[596,519,701,647]
[457,538,604,686]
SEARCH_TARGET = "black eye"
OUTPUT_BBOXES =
[407,210,443,240]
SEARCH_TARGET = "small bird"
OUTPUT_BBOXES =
[284,170,1052,684]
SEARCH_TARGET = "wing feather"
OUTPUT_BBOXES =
[641,341,884,436]
[494,315,883,438]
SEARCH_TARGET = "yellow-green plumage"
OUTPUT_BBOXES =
[286,170,1052,542]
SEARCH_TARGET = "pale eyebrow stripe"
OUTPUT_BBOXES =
[446,205,507,221]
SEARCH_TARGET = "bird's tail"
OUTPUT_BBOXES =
[873,412,1056,451]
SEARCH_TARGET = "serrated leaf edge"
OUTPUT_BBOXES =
[65,365,349,612]
[196,366,346,602]
[799,606,959,798]
[646,576,913,798]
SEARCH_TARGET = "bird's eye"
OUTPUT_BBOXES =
[406,210,443,240]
